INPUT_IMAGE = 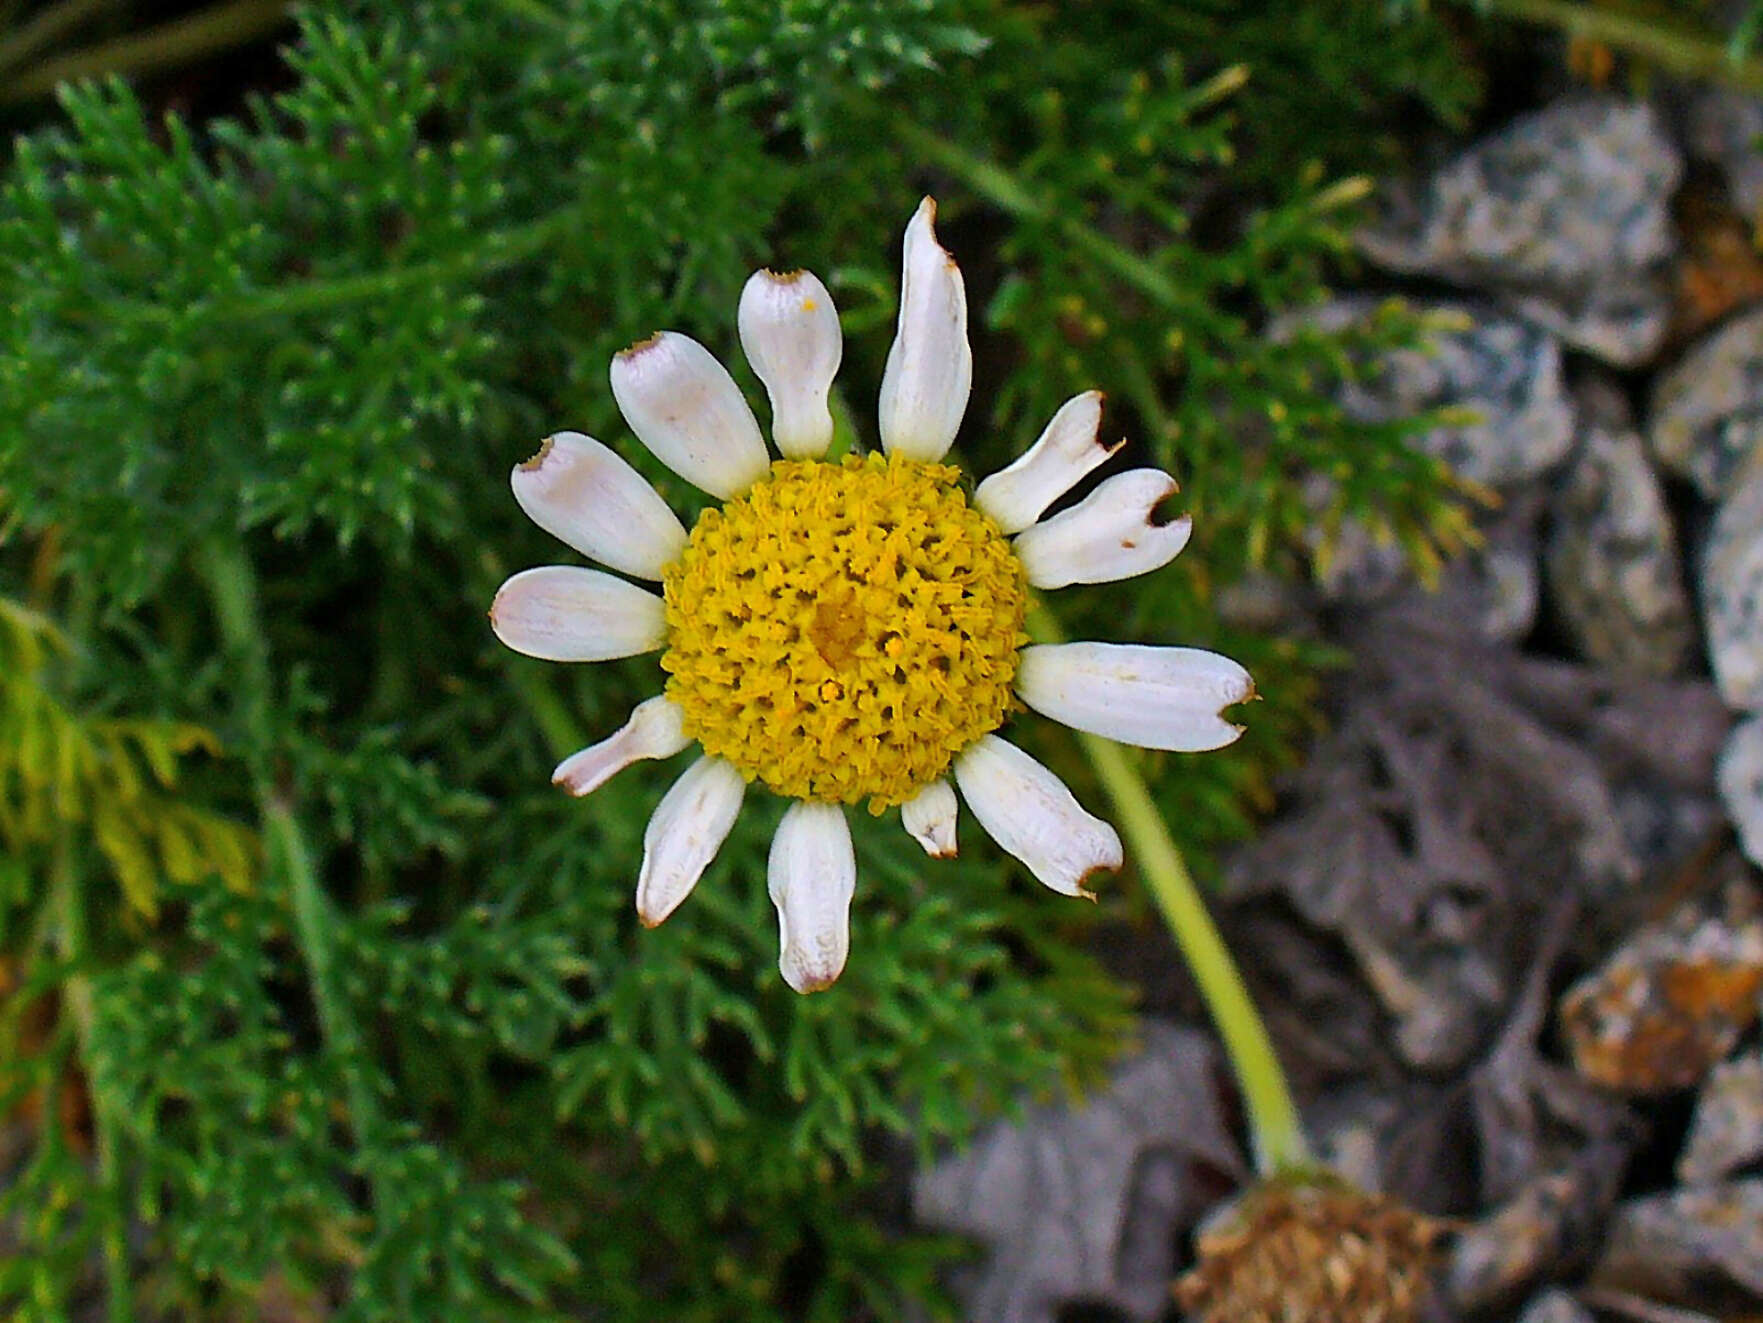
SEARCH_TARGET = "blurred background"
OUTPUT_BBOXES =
[2,1,1762,1320]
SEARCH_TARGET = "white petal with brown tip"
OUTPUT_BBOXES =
[900,777,959,858]
[510,431,687,579]
[951,735,1122,897]
[878,198,972,462]
[552,695,691,798]
[738,268,842,459]
[489,566,667,662]
[1016,643,1252,752]
[768,801,856,994]
[973,392,1118,535]
[1013,468,1192,589]
[635,756,746,927]
[609,331,769,498]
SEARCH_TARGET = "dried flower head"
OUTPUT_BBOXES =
[1176,1179,1445,1323]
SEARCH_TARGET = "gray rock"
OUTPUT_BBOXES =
[1362,98,1681,366]
[1682,86,1763,222]
[1678,1050,1763,1185]
[1516,1288,1595,1323]
[1448,1157,1624,1312]
[1592,1179,1763,1302]
[1718,715,1763,867]
[1546,379,1694,677]
[912,1021,1239,1323]
[1650,305,1763,500]
[1702,459,1763,709]
[1299,298,1574,490]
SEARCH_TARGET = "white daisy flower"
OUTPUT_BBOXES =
[492,198,1253,994]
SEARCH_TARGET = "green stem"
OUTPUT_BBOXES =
[891,118,1221,328]
[195,537,383,1164]
[1476,0,1763,95]
[123,206,579,327]
[0,0,292,103]
[48,837,134,1321]
[1028,600,1309,1176]
[0,0,112,77]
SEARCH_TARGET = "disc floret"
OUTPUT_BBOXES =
[660,454,1027,810]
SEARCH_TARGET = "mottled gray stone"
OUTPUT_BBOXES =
[1362,98,1681,366]
[1546,379,1694,677]
[913,1022,1239,1323]
[1718,716,1763,867]
[1593,1179,1763,1302]
[1679,1050,1763,1185]
[1297,297,1575,490]
[1702,460,1763,710]
[1650,305,1763,500]
[1516,1288,1595,1323]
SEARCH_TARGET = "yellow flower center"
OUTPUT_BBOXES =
[660,454,1027,811]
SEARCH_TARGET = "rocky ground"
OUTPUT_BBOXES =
[912,85,1763,1323]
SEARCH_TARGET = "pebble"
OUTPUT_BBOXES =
[1515,1288,1595,1323]
[1361,98,1681,366]
[1546,379,1694,677]
[1719,716,1763,867]
[1592,1179,1763,1302]
[1559,911,1763,1094]
[1649,305,1763,500]
[1702,459,1763,711]
[1677,1050,1763,1186]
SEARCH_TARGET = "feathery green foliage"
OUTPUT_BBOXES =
[0,0,1475,1317]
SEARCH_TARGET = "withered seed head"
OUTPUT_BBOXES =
[1175,1178,1445,1323]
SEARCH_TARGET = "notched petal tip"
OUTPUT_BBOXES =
[1074,857,1121,902]
[518,435,555,472]
[615,331,664,359]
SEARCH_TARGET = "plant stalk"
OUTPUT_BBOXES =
[1028,600,1309,1176]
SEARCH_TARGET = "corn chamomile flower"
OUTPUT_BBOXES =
[491,198,1252,994]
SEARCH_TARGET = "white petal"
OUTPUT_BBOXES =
[738,269,842,460]
[1013,469,1193,590]
[609,332,770,498]
[767,801,856,994]
[552,695,692,797]
[952,735,1121,897]
[510,431,687,579]
[878,197,971,462]
[900,778,959,858]
[490,566,667,662]
[1016,643,1252,752]
[973,392,1119,534]
[635,756,746,927]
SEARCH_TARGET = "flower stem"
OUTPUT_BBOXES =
[1028,599,1310,1176]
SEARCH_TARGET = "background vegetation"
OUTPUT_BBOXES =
[0,1,1485,1317]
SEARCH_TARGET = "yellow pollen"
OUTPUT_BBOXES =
[660,454,1028,811]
